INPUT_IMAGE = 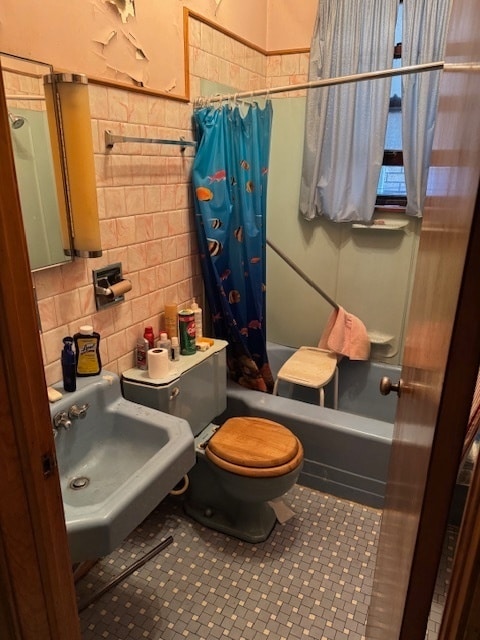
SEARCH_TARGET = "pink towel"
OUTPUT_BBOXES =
[318,307,370,361]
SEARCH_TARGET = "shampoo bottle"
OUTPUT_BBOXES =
[136,337,148,370]
[61,337,76,392]
[74,325,102,377]
[191,299,203,340]
[164,303,178,339]
[171,336,180,361]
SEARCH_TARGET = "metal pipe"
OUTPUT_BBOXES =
[77,535,174,612]
[196,61,445,105]
[266,238,339,311]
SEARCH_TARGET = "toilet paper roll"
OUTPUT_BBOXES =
[108,279,132,297]
[148,348,170,378]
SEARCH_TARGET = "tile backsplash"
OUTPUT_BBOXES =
[35,86,200,386]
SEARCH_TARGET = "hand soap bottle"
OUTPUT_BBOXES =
[74,325,102,377]
[61,337,76,392]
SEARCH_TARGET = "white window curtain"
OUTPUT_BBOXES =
[299,0,398,223]
[402,0,452,217]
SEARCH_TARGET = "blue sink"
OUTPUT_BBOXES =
[50,372,194,563]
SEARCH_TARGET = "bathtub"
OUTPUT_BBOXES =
[217,342,397,509]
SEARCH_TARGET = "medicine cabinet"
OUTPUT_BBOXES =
[1,52,73,270]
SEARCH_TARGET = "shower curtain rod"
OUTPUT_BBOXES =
[195,61,445,104]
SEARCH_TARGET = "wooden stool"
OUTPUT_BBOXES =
[272,347,338,408]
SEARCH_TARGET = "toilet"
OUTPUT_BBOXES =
[121,339,303,543]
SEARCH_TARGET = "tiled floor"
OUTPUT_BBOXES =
[76,485,457,640]
[77,486,381,640]
[426,526,458,640]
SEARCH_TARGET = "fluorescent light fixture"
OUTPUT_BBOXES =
[44,73,102,258]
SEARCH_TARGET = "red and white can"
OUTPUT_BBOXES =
[178,309,196,355]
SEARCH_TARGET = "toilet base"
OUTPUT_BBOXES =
[183,454,278,543]
[184,497,277,544]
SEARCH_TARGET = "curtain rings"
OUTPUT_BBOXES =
[265,88,271,108]
[226,93,232,111]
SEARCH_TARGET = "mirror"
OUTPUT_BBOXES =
[1,52,73,271]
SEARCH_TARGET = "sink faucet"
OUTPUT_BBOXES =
[53,411,72,431]
[68,403,90,420]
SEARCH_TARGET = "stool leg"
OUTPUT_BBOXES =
[319,387,325,407]
[273,379,279,396]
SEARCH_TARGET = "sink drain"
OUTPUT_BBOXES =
[69,476,90,490]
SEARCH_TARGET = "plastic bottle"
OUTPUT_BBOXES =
[157,332,172,359]
[171,336,180,361]
[136,337,148,370]
[191,299,203,340]
[143,326,155,349]
[73,325,101,377]
[61,337,76,392]
[164,303,178,339]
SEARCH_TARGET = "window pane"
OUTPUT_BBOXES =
[378,165,406,196]
[377,3,405,200]
[385,108,402,150]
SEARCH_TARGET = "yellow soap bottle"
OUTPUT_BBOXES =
[74,325,102,376]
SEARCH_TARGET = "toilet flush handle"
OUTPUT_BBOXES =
[170,386,180,401]
[379,376,403,397]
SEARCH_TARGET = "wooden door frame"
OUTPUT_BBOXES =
[0,61,80,638]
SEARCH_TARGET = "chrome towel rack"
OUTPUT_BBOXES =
[105,129,197,152]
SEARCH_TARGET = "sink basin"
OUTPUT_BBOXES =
[50,372,195,563]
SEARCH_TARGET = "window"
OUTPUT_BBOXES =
[376,2,407,206]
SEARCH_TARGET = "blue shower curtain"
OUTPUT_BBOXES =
[192,101,274,392]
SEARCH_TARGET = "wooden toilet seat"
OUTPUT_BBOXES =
[205,417,304,478]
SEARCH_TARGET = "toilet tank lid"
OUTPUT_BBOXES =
[122,339,228,386]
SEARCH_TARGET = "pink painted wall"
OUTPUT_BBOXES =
[0,1,316,96]
[0,0,273,96]
[266,0,317,50]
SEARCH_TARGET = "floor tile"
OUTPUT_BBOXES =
[76,484,456,640]
[77,486,381,639]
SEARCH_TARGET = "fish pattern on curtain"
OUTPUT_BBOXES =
[192,101,274,393]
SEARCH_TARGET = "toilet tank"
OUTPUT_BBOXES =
[121,340,228,436]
